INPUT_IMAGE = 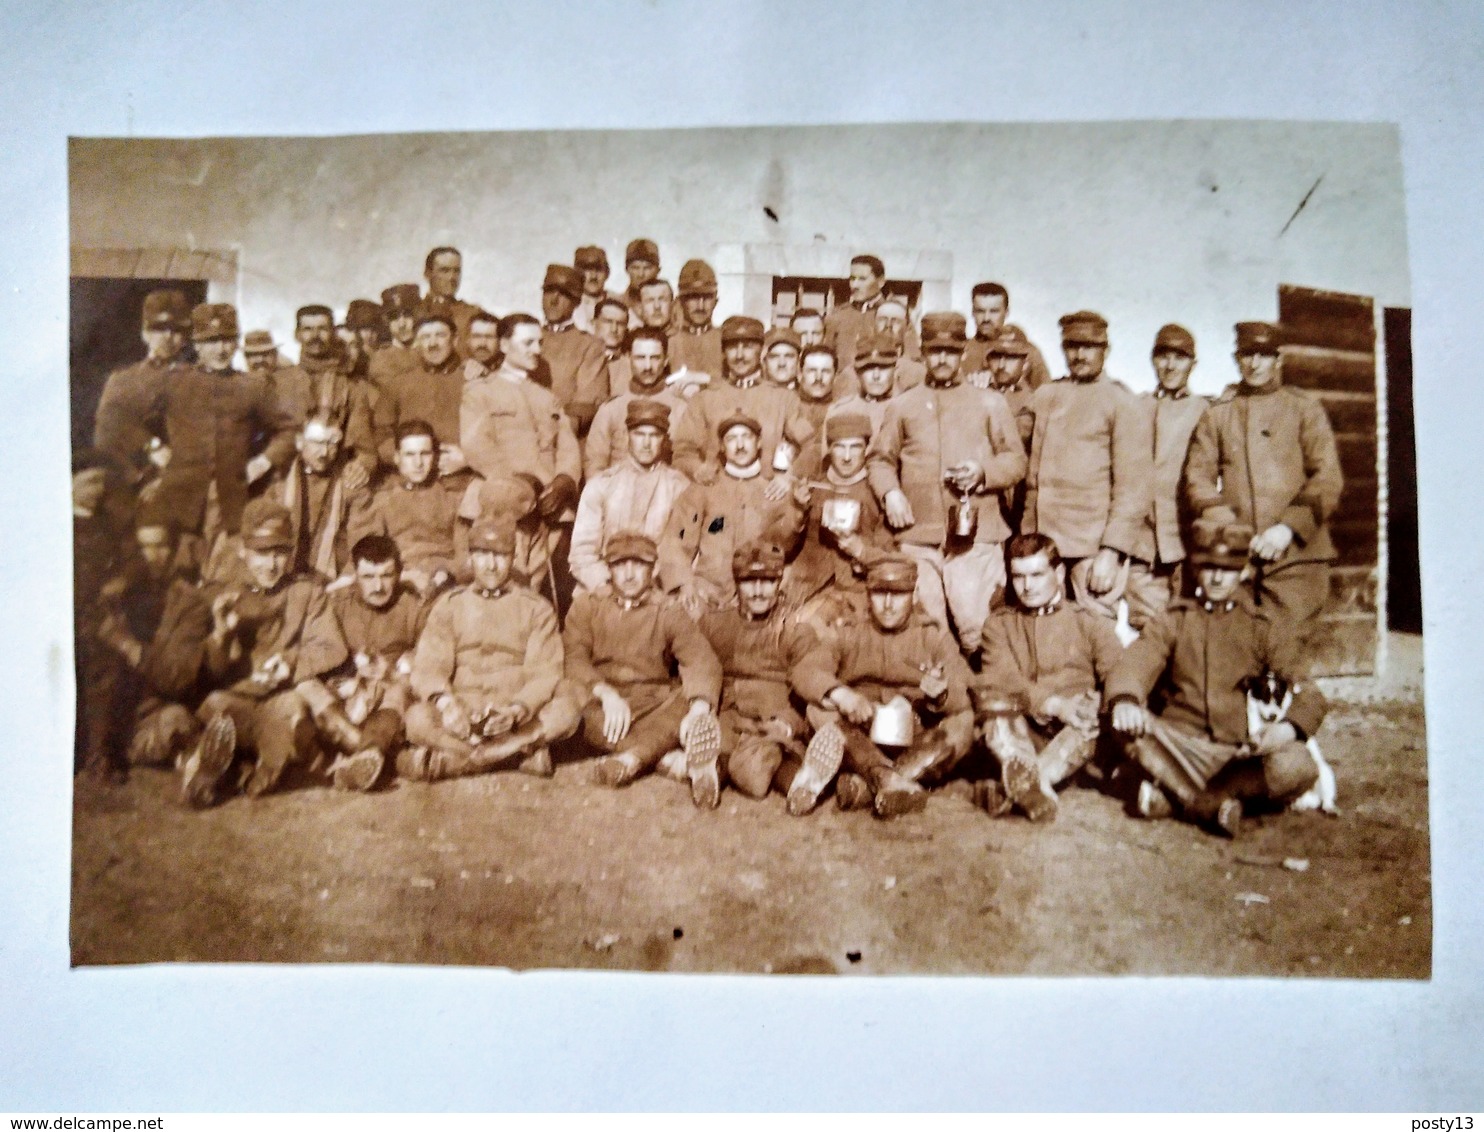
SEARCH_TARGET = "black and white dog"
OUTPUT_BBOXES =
[1240,669,1338,815]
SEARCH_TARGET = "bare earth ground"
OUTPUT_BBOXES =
[71,641,1430,977]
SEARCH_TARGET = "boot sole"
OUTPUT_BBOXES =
[684,712,723,809]
[332,749,385,792]
[788,725,845,816]
[182,715,236,809]
[1002,755,1057,822]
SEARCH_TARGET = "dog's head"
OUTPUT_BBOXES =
[1241,669,1293,722]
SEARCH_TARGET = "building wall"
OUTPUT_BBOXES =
[70,121,1407,397]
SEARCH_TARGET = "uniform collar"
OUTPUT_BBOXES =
[1154,386,1190,400]
[1026,596,1063,617]
[473,584,508,600]
[825,465,868,488]
[611,588,653,611]
[546,320,573,334]
[725,459,763,480]
[1238,379,1282,397]
[1194,590,1238,613]
[853,293,884,314]
[729,372,761,390]
[682,323,713,335]
[925,374,962,389]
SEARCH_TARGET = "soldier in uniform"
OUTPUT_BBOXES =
[346,298,389,358]
[1022,311,1153,620]
[421,246,483,351]
[670,315,815,485]
[790,307,826,350]
[242,330,281,374]
[347,419,463,597]
[583,327,687,479]
[592,296,634,397]
[867,312,1027,656]
[762,326,802,391]
[635,277,676,335]
[659,413,806,617]
[368,283,421,388]
[570,399,692,593]
[290,534,429,793]
[401,518,576,781]
[794,344,841,438]
[669,259,724,382]
[465,308,502,370]
[824,254,889,369]
[975,533,1125,822]
[264,413,367,582]
[827,334,901,440]
[966,326,1037,447]
[539,263,609,436]
[1183,320,1343,638]
[377,309,468,477]
[790,556,975,818]
[697,541,841,814]
[572,244,614,334]
[621,238,662,325]
[961,282,1052,388]
[562,532,725,806]
[271,304,378,488]
[1125,323,1211,628]
[94,289,194,491]
[1108,516,1328,837]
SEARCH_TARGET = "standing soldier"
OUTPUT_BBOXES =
[592,297,634,398]
[828,334,902,440]
[540,263,609,437]
[584,327,687,479]
[867,312,1027,656]
[242,330,281,374]
[369,283,422,388]
[1125,323,1210,628]
[1184,321,1343,638]
[93,288,194,491]
[961,282,1052,388]
[762,327,802,391]
[824,254,890,370]
[345,298,389,358]
[794,344,842,438]
[621,238,662,325]
[790,556,975,818]
[791,308,826,350]
[421,246,483,351]
[271,304,378,488]
[572,245,614,334]
[378,309,468,478]
[669,259,724,382]
[1022,311,1153,619]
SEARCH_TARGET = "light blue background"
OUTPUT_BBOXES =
[1,0,1478,1110]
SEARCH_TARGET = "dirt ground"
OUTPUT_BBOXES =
[70,640,1431,977]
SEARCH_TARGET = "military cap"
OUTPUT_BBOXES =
[720,315,766,344]
[825,411,873,444]
[468,517,517,555]
[412,304,456,333]
[854,332,900,367]
[763,326,802,354]
[920,311,969,351]
[142,289,192,332]
[986,325,1032,357]
[191,303,239,342]
[1189,514,1255,569]
[716,411,763,440]
[574,245,609,271]
[677,258,718,297]
[242,329,278,355]
[625,238,660,266]
[1059,310,1109,346]
[865,555,919,593]
[345,299,386,331]
[732,540,786,581]
[603,530,659,565]
[543,263,585,301]
[625,398,672,431]
[474,475,538,522]
[1235,321,1285,355]
[380,283,422,314]
[240,498,294,551]
[1153,323,1196,357]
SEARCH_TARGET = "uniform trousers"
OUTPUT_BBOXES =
[1122,558,1182,631]
[805,702,974,789]
[196,688,317,798]
[1251,560,1330,643]
[403,687,581,777]
[719,708,803,799]
[576,682,691,770]
[1124,714,1318,809]
[900,540,1006,653]
[981,697,1100,790]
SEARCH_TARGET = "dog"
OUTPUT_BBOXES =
[1240,669,1338,815]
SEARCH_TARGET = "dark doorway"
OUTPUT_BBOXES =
[69,277,207,449]
[1384,307,1421,633]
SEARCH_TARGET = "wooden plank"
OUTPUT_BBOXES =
[71,247,143,278]
[1328,565,1378,614]
[1334,479,1379,525]
[1306,614,1378,677]
[1281,345,1375,394]
[133,248,174,278]
[1278,285,1376,353]
[1335,433,1378,480]
[1331,517,1379,565]
[1315,391,1377,434]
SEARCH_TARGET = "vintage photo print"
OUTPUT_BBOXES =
[67,120,1426,976]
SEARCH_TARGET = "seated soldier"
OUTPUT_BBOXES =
[1106,517,1327,837]
[975,533,1125,823]
[179,500,335,808]
[569,398,691,594]
[454,474,551,593]
[698,541,841,816]
[90,505,214,776]
[401,517,576,782]
[347,418,462,597]
[562,531,725,806]
[290,535,429,792]
[584,326,687,478]
[266,412,369,581]
[790,556,975,818]
[658,412,806,618]
[781,410,895,633]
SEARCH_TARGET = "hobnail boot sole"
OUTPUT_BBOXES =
[331,748,385,792]
[787,725,845,816]
[1002,754,1058,822]
[684,712,723,809]
[182,715,236,809]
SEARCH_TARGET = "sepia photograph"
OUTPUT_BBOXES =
[66,119,1427,978]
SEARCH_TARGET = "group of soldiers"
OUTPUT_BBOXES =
[72,240,1345,837]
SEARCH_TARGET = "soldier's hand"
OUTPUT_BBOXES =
[1250,523,1295,562]
[538,474,579,521]
[693,463,719,486]
[883,490,915,530]
[1112,701,1148,737]
[254,654,291,690]
[1067,693,1101,732]
[946,461,984,495]
[829,685,876,727]
[1255,719,1298,754]
[147,442,172,471]
[791,477,813,508]
[437,694,472,740]
[835,532,866,561]
[596,685,633,746]
[342,460,370,494]
[1087,547,1123,596]
[918,663,948,701]
[210,592,241,637]
[762,475,790,503]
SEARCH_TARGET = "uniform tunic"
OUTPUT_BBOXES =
[1132,388,1210,566]
[978,600,1124,714]
[698,606,817,730]
[657,471,806,601]
[569,457,692,592]
[540,322,609,434]
[563,588,722,706]
[347,477,463,579]
[782,471,894,605]
[961,326,1052,390]
[93,355,190,481]
[301,583,425,676]
[270,357,380,474]
[582,385,687,480]
[460,367,581,491]
[670,377,816,483]
[792,611,972,715]
[378,353,466,452]
[668,325,724,382]
[368,342,417,391]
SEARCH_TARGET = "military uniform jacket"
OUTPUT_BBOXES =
[582,385,687,480]
[379,353,465,451]
[657,471,806,598]
[297,583,426,682]
[93,355,191,481]
[782,471,894,604]
[563,588,722,706]
[368,343,417,391]
[569,458,692,593]
[824,394,893,445]
[824,297,922,372]
[1131,389,1210,565]
[667,325,723,382]
[1023,375,1153,561]
[461,369,581,493]
[154,366,297,534]
[270,358,380,475]
[409,584,563,715]
[791,611,972,715]
[421,295,483,353]
[347,477,462,576]
[203,574,324,699]
[1183,383,1343,567]
[540,323,609,434]
[670,377,816,482]
[866,380,1027,548]
[977,600,1125,715]
[698,606,819,727]
[961,327,1052,390]
[1105,593,1328,745]
[110,566,214,704]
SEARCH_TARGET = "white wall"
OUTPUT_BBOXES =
[70,120,1408,395]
